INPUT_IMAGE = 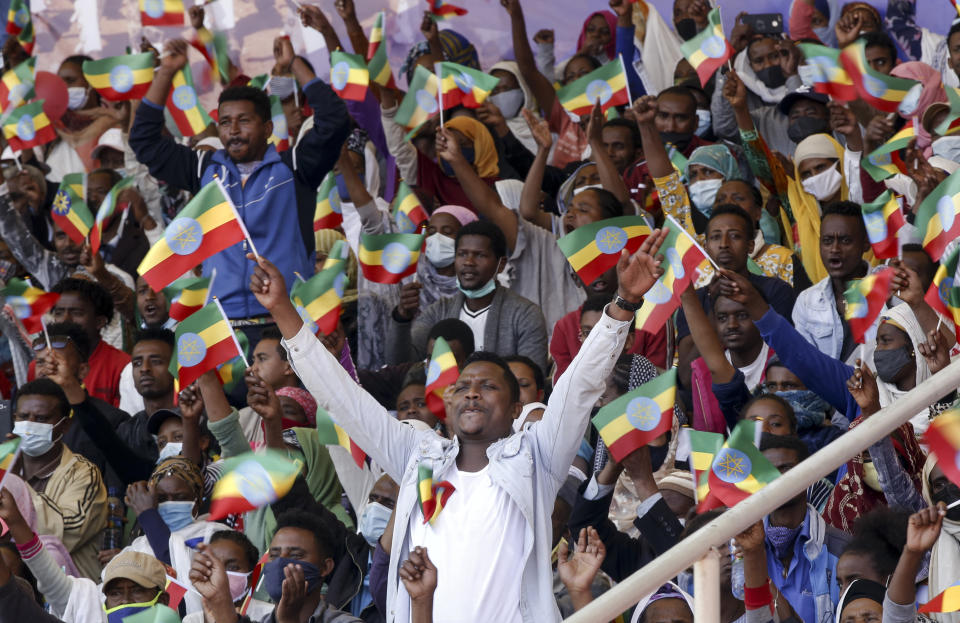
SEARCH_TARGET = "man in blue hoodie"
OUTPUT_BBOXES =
[129,37,349,323]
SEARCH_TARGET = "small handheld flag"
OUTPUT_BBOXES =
[707,420,780,508]
[425,337,458,420]
[436,62,499,109]
[208,450,300,520]
[556,60,629,117]
[290,258,347,336]
[0,57,34,114]
[216,329,249,393]
[3,101,56,151]
[166,66,213,137]
[417,461,455,524]
[860,190,906,260]
[171,301,243,388]
[316,406,367,468]
[358,233,425,284]
[89,177,136,255]
[366,12,396,89]
[5,0,33,54]
[843,267,894,344]
[592,369,677,462]
[427,0,467,20]
[1,279,59,334]
[634,220,707,334]
[165,274,214,322]
[924,245,960,340]
[391,181,429,233]
[163,576,192,610]
[917,168,960,262]
[0,438,21,490]
[680,8,733,87]
[51,174,93,246]
[267,95,290,152]
[557,216,652,287]
[688,429,724,509]
[861,122,914,182]
[329,51,370,102]
[190,27,230,83]
[140,0,186,27]
[82,53,155,102]
[840,40,920,113]
[797,44,856,101]
[919,581,960,615]
[395,65,440,137]
[314,172,342,231]
[138,180,248,292]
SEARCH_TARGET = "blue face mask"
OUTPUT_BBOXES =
[758,210,781,245]
[103,595,161,623]
[263,557,326,603]
[156,500,195,532]
[441,145,476,177]
[357,501,392,547]
[457,276,496,299]
[335,174,351,203]
[776,390,830,431]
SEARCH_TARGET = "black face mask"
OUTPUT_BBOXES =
[649,443,669,472]
[755,65,787,89]
[660,131,692,152]
[932,483,960,521]
[675,18,699,41]
[873,346,914,384]
[787,116,831,144]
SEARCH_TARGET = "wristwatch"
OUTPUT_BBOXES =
[614,295,641,313]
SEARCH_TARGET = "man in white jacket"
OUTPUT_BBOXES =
[244,229,668,623]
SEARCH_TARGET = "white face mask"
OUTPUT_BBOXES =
[688,178,723,215]
[357,501,393,547]
[488,88,525,119]
[424,232,456,268]
[156,442,183,463]
[694,109,712,137]
[801,163,843,201]
[13,418,64,457]
[932,136,960,163]
[268,76,296,100]
[67,87,88,110]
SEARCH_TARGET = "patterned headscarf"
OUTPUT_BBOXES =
[400,30,479,85]
[276,387,318,427]
[345,128,369,156]
[150,457,204,502]
[685,144,740,182]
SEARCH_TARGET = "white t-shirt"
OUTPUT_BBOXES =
[459,303,490,352]
[398,464,526,623]
[725,342,770,391]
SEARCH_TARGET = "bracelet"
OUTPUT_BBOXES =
[744,584,772,610]
[614,295,641,313]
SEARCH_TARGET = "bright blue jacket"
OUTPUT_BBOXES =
[129,78,349,318]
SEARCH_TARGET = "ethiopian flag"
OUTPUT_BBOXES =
[1,279,58,334]
[557,60,628,117]
[0,57,34,113]
[366,12,396,89]
[165,275,213,322]
[843,267,894,344]
[138,180,247,292]
[322,240,351,272]
[391,180,429,233]
[688,429,724,510]
[172,300,242,387]
[166,67,213,137]
[140,0,185,26]
[6,0,32,54]
[840,40,920,113]
[316,406,367,468]
[925,245,960,341]
[82,53,155,101]
[861,190,905,260]
[925,408,960,494]
[247,74,268,90]
[861,122,914,182]
[0,438,20,489]
[291,258,347,336]
[89,176,136,255]
[418,462,455,524]
[936,87,960,137]
[592,369,676,462]
[395,65,440,137]
[267,95,290,152]
[707,420,780,508]
[798,43,856,101]
[208,450,299,520]
[216,329,249,394]
[314,172,342,231]
[920,582,960,615]
[51,174,93,245]
[427,0,467,20]
[558,216,652,286]
[191,27,230,83]
[330,51,369,102]
[437,62,499,109]
[358,232,424,284]
[425,337,458,420]
[680,8,733,87]
[917,168,960,262]
[634,219,707,333]
[3,101,55,151]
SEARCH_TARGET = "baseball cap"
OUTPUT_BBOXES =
[777,85,830,115]
[101,550,166,592]
[91,128,126,160]
[147,407,182,436]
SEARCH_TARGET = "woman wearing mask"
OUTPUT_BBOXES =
[763,359,845,454]
[684,144,741,226]
[124,457,230,615]
[921,457,960,623]
[182,531,272,623]
[420,205,478,306]
[480,61,545,166]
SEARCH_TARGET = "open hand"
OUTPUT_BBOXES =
[522,109,552,151]
[188,543,232,604]
[835,11,863,49]
[616,227,669,303]
[557,527,606,595]
[276,563,310,623]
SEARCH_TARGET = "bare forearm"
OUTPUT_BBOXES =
[197,371,232,423]
[733,105,754,132]
[449,157,518,249]
[342,15,369,56]
[181,420,203,467]
[519,148,553,229]
[680,290,736,382]
[290,56,317,88]
[567,590,594,612]
[639,123,672,178]
[143,66,176,108]
[410,598,434,623]
[338,151,373,206]
[263,418,285,450]
[887,549,923,606]
[742,547,769,588]
[591,139,630,205]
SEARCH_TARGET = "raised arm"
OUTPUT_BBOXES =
[297,4,344,54]
[517,110,556,231]
[887,505,942,609]
[679,284,737,383]
[435,127,519,251]
[0,193,65,289]
[332,0,369,56]
[501,0,557,118]
[632,95,673,179]
[586,102,630,206]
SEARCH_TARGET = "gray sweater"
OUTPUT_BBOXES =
[386,285,548,373]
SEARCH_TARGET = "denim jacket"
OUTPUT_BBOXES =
[285,308,630,623]
[792,275,879,363]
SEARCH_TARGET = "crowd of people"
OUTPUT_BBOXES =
[0,0,960,621]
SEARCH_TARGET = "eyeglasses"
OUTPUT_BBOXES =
[32,336,73,352]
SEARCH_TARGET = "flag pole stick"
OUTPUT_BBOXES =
[13,151,22,172]
[936,315,944,335]
[859,343,865,367]
[214,177,260,261]
[41,316,51,350]
[665,214,721,271]
[294,271,306,283]
[435,62,444,128]
[213,296,250,368]
[204,267,217,307]
[619,54,633,106]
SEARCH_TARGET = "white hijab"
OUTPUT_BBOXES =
[922,455,960,623]
[489,61,541,156]
[733,48,792,105]
[873,304,931,434]
[630,581,695,623]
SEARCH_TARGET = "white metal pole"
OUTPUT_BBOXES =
[693,549,720,623]
[564,357,960,622]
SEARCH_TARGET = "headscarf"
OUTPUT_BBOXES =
[276,387,318,427]
[685,144,740,181]
[577,11,618,61]
[876,304,933,435]
[315,229,359,305]
[495,180,524,213]
[923,454,960,623]
[401,30,479,85]
[836,579,886,623]
[1,474,81,577]
[150,457,204,503]
[788,133,849,284]
[489,61,541,154]
[630,582,695,623]
[433,204,478,226]
[840,2,880,26]
[733,46,793,105]
[444,116,499,178]
[891,62,948,152]
[788,0,839,47]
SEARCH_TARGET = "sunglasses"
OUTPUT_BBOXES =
[32,336,73,352]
